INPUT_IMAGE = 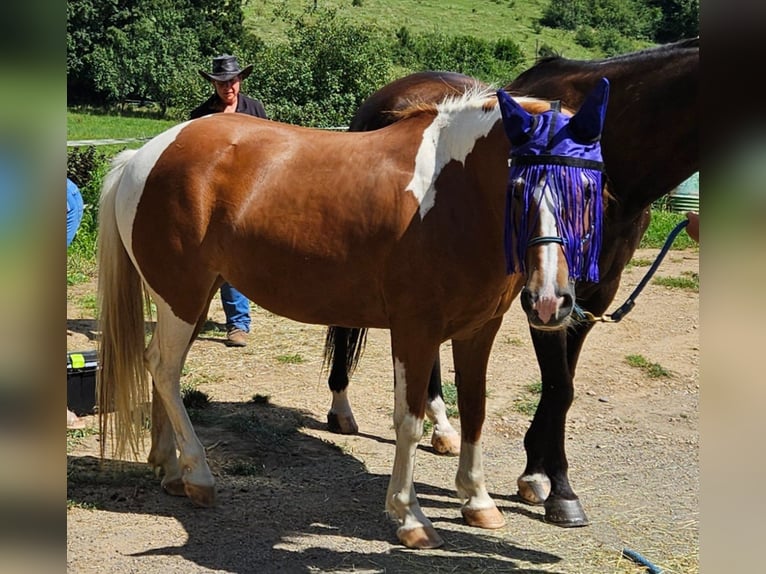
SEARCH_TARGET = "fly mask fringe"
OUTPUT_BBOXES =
[504,163,602,282]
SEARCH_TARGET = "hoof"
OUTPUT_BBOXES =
[185,483,217,508]
[397,525,444,549]
[544,497,589,527]
[327,412,359,435]
[161,477,187,497]
[431,432,460,456]
[517,474,551,505]
[461,506,506,529]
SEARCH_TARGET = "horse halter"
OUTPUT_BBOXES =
[497,82,610,282]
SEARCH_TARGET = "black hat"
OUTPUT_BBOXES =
[199,55,253,82]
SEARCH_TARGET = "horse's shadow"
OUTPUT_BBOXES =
[67,400,563,573]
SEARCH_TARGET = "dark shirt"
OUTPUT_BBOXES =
[189,93,268,120]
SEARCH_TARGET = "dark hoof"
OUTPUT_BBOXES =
[327,412,358,435]
[543,497,589,527]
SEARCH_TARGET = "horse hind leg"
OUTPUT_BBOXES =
[326,326,360,434]
[145,303,215,507]
[424,354,460,456]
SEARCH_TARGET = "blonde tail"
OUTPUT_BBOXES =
[96,150,151,461]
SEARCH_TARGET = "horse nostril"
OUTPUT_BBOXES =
[520,288,534,312]
[560,292,574,314]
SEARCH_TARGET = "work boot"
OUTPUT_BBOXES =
[225,327,248,347]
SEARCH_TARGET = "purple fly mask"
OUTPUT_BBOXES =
[497,78,609,282]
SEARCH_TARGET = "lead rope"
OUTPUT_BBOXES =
[575,218,691,323]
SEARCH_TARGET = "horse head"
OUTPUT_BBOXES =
[497,78,609,330]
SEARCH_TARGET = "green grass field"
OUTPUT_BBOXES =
[244,0,603,66]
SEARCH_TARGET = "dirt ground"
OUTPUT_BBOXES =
[66,247,699,573]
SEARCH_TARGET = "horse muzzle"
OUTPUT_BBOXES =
[520,284,575,330]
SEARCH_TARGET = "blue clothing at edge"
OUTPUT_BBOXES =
[67,178,84,248]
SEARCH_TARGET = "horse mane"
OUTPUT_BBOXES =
[391,87,554,121]
[519,37,699,79]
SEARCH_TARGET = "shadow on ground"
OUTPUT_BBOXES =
[67,399,563,573]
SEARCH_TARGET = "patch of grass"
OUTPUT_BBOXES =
[67,499,97,511]
[626,257,652,269]
[76,294,98,316]
[513,379,542,416]
[625,354,671,378]
[503,336,525,346]
[653,271,699,292]
[66,426,98,452]
[639,209,697,250]
[224,460,264,476]
[441,381,459,418]
[276,353,304,364]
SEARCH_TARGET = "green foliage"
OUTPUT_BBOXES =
[394,32,525,85]
[250,8,394,126]
[276,353,304,364]
[649,0,699,42]
[639,209,697,250]
[514,379,542,416]
[653,271,699,292]
[441,382,459,418]
[540,0,693,53]
[67,0,250,113]
[625,354,671,378]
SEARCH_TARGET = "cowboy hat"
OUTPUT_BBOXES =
[198,55,253,82]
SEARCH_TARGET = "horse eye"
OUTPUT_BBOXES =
[513,177,525,198]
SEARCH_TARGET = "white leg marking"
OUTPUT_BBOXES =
[386,358,432,533]
[146,304,214,492]
[426,394,460,454]
[455,441,496,511]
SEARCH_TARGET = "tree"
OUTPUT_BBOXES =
[67,0,249,111]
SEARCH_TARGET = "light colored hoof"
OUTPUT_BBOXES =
[185,483,217,507]
[461,506,506,529]
[517,474,551,505]
[327,411,359,435]
[431,432,460,456]
[161,477,187,497]
[397,525,444,549]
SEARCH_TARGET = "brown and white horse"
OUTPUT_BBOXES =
[96,83,609,548]
[323,37,699,527]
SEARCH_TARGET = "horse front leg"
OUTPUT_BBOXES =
[452,317,506,530]
[424,354,461,456]
[518,325,590,526]
[385,333,443,549]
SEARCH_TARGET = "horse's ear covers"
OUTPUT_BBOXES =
[496,89,537,146]
[568,77,610,142]
[498,78,610,282]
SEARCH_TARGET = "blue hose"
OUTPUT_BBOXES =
[622,547,663,573]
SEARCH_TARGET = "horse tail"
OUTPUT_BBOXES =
[323,326,369,378]
[97,149,151,461]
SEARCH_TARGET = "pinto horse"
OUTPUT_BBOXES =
[96,82,610,549]
[323,37,700,526]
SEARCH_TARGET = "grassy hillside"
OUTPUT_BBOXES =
[244,0,604,69]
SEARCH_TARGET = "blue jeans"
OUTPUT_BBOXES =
[220,282,250,332]
[66,178,84,248]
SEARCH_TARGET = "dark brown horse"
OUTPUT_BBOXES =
[323,37,699,527]
[96,84,610,548]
